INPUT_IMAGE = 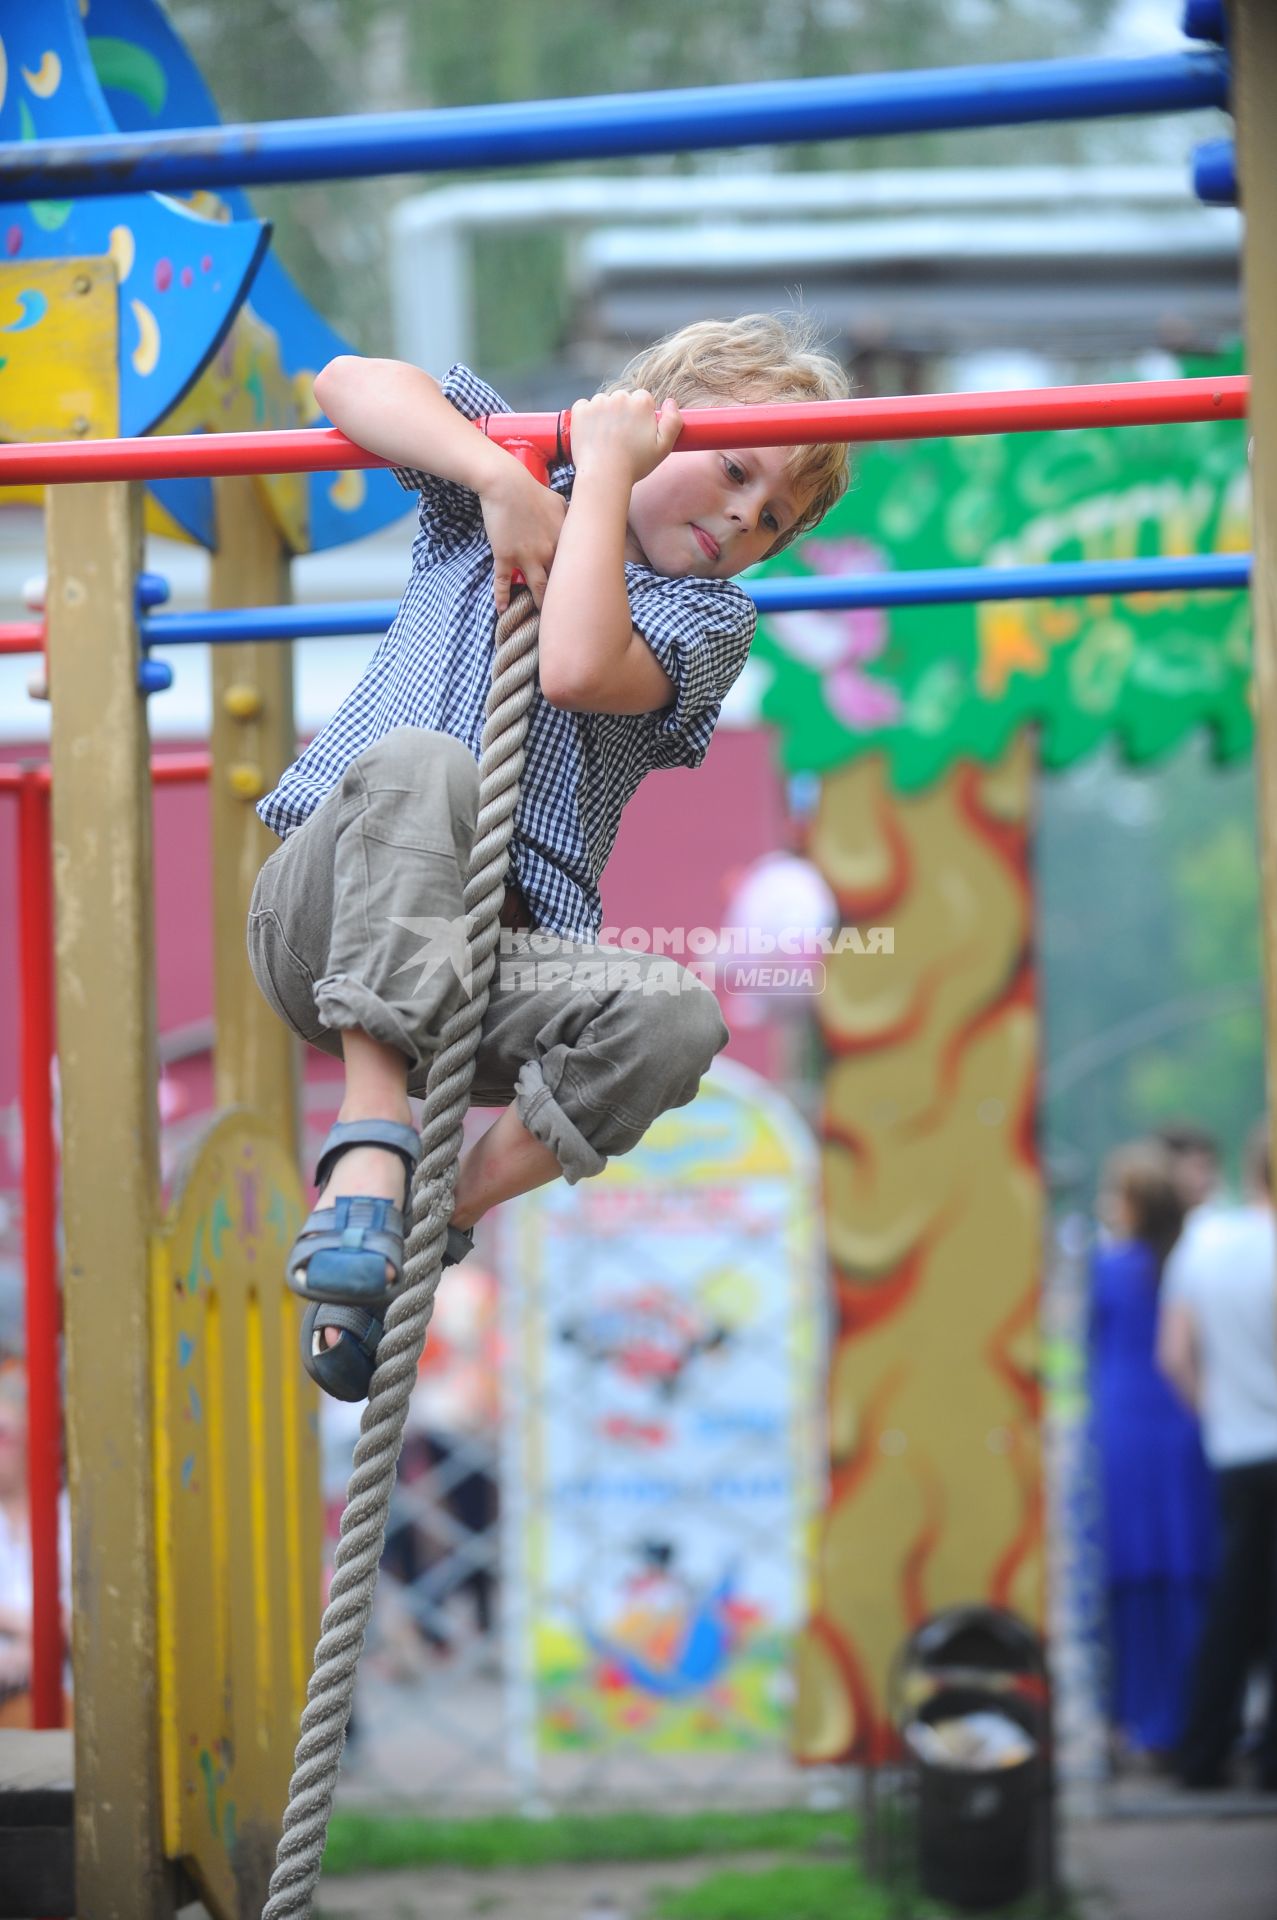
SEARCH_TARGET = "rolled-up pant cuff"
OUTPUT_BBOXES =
[515,1059,607,1185]
[314,972,425,1070]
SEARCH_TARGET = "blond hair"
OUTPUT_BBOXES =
[603,312,851,553]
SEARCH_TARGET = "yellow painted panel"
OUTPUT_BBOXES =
[0,255,117,512]
[0,259,309,550]
[0,255,118,445]
[152,1108,319,1918]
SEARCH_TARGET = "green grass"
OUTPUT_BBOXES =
[322,1805,855,1876]
[646,1863,1076,1920]
[647,1859,889,1920]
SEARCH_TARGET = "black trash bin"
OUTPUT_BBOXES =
[907,1684,1038,1909]
[886,1605,1055,1913]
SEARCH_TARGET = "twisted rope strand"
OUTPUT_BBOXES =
[263,592,540,1918]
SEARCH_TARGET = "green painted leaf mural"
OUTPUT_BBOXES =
[751,357,1251,790]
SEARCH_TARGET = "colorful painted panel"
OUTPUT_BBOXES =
[151,1110,320,1918]
[753,378,1250,788]
[793,739,1043,1765]
[0,0,269,438]
[503,1059,824,1776]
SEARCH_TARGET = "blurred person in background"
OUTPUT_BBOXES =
[381,1254,501,1664]
[1159,1120,1277,1790]
[1090,1140,1217,1768]
[1156,1123,1224,1221]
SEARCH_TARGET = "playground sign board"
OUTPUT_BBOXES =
[501,1059,823,1777]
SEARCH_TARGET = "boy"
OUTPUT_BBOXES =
[249,313,850,1400]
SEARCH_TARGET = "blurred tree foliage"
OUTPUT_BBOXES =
[1037,741,1265,1205]
[167,0,1202,374]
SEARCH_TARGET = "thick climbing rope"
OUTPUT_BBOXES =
[262,589,541,1918]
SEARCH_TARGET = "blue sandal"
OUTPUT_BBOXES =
[299,1225,474,1402]
[286,1119,424,1312]
[287,1118,474,1402]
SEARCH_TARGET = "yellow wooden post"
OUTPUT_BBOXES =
[208,476,300,1161]
[1233,2,1277,1123]
[46,478,177,1919]
[197,479,321,1915]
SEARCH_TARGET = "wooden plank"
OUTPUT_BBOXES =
[1234,2,1277,1129]
[208,475,301,1165]
[46,478,176,1919]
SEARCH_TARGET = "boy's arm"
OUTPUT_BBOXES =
[313,356,564,609]
[538,390,682,714]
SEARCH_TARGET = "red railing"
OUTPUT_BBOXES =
[0,749,211,1726]
[0,622,43,655]
[0,375,1250,484]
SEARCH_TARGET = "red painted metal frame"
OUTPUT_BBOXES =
[0,622,43,655]
[0,751,211,1727]
[15,769,59,1726]
[0,376,1249,484]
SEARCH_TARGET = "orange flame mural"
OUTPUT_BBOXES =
[794,738,1044,1764]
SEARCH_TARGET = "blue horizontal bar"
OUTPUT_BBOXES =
[138,555,1251,652]
[748,554,1250,610]
[0,53,1228,199]
[141,599,400,644]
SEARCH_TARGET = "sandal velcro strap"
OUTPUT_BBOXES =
[313,1118,422,1193]
[446,1224,475,1267]
[313,1302,385,1344]
[286,1195,406,1308]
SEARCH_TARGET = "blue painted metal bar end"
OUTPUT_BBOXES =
[1183,0,1228,47]
[1193,136,1236,205]
[0,53,1230,200]
[134,571,172,691]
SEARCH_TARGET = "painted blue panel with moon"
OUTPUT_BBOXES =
[0,0,270,442]
[88,0,413,553]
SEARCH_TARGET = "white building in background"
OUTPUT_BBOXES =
[389,166,1240,392]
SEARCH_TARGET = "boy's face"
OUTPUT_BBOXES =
[624,443,803,580]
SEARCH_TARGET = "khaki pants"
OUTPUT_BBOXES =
[247,728,728,1183]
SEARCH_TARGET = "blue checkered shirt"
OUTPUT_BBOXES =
[257,366,756,939]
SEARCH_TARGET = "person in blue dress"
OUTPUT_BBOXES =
[1089,1139,1218,1764]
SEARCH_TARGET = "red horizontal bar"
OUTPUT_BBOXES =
[0,377,1248,483]
[538,376,1250,455]
[0,753,209,793]
[0,621,44,653]
[149,753,211,786]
